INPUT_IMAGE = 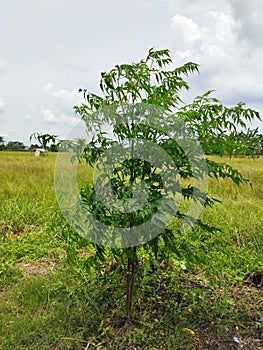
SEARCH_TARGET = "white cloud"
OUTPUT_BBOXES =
[41,108,79,127]
[44,82,82,109]
[29,104,38,114]
[0,97,4,112]
[41,109,59,124]
[171,10,239,63]
[168,3,263,115]
[0,59,4,72]
[171,15,202,49]
[24,114,33,120]
[165,0,231,18]
[230,0,263,47]
[43,82,53,94]
[60,114,79,127]
[204,10,240,48]
[53,88,81,105]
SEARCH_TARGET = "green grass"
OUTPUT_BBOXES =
[0,152,263,349]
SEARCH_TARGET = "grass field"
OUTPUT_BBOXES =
[0,151,263,349]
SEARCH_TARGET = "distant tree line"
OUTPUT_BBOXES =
[204,128,263,157]
[1,129,262,155]
[0,135,57,152]
[0,133,63,152]
[0,137,26,151]
[0,133,85,153]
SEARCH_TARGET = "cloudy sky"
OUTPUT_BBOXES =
[0,0,262,144]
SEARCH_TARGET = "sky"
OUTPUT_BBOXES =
[0,0,262,145]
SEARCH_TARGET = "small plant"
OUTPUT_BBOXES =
[59,48,260,321]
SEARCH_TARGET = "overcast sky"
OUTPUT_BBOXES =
[0,0,262,144]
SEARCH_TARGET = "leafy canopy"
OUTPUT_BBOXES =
[63,48,261,273]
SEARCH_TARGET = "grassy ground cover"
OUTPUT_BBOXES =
[0,152,262,349]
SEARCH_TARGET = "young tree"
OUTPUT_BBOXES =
[60,48,260,320]
[30,132,58,150]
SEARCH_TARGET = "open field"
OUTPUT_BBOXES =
[0,151,263,349]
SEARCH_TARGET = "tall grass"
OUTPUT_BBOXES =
[0,152,262,349]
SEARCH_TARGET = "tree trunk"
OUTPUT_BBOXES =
[125,246,136,320]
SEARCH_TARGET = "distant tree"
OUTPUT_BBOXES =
[50,143,59,152]
[30,132,58,150]
[209,128,263,157]
[241,129,263,156]
[6,141,25,151]
[57,139,74,152]
[58,138,87,153]
[0,136,5,151]
[72,137,87,159]
[74,137,86,147]
[232,128,259,156]
[256,134,263,156]
[28,143,39,151]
